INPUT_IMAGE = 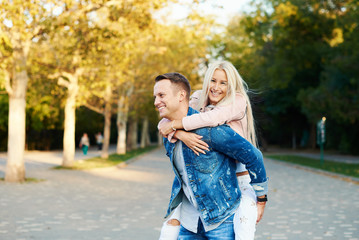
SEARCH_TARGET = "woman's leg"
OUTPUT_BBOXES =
[83,145,88,155]
[159,204,182,240]
[233,175,258,240]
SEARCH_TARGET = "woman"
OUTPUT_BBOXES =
[158,61,266,240]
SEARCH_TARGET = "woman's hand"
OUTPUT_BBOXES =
[175,130,209,156]
[256,202,266,223]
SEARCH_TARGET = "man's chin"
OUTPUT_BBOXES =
[159,112,168,119]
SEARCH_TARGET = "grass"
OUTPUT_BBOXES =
[0,177,45,183]
[265,154,359,178]
[54,145,158,170]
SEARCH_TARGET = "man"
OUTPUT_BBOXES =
[154,72,268,239]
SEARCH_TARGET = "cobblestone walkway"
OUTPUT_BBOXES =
[0,148,358,240]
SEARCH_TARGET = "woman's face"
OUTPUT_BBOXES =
[208,69,228,105]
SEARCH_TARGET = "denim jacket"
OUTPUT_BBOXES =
[164,107,268,225]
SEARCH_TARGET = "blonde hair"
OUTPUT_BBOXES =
[195,61,258,147]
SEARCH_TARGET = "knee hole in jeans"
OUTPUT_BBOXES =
[167,219,180,226]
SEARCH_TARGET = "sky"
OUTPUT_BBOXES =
[155,0,254,26]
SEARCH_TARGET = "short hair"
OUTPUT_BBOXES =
[155,72,191,100]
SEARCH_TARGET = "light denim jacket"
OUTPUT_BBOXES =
[164,107,268,225]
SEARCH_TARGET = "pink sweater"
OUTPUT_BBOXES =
[158,90,249,173]
[183,90,248,140]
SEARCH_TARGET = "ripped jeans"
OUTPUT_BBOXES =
[159,175,257,240]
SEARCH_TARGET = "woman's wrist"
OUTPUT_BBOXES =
[172,119,184,130]
[171,120,177,131]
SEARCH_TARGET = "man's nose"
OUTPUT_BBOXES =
[154,97,159,106]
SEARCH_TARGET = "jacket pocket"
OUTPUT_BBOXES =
[192,150,219,173]
[219,177,231,199]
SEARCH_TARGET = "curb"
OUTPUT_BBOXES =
[265,157,359,185]
[116,146,161,169]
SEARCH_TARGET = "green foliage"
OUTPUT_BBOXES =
[221,0,358,153]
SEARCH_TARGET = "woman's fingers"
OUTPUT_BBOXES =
[193,146,206,155]
[196,140,209,151]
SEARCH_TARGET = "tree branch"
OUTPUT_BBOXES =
[58,77,70,88]
[83,103,104,115]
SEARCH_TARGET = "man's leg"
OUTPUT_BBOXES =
[178,219,206,240]
[205,214,235,240]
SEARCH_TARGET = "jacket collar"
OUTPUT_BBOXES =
[187,107,198,116]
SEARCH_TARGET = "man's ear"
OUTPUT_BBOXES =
[178,90,187,102]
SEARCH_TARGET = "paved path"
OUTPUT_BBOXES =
[1,148,359,240]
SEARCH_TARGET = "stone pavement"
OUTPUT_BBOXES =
[0,147,359,240]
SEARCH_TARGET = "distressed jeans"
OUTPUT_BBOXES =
[178,214,235,240]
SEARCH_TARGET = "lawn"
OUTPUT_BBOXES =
[55,145,158,170]
[265,154,359,178]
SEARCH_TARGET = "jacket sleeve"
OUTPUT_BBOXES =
[209,125,268,196]
[182,93,247,131]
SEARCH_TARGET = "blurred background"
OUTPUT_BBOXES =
[1,0,358,155]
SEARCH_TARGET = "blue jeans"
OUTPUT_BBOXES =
[178,214,235,240]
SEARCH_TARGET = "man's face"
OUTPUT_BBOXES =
[154,79,182,119]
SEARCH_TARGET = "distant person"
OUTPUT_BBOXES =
[79,133,90,155]
[96,132,103,150]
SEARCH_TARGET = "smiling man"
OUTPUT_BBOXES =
[154,72,268,240]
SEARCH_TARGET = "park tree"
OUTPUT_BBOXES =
[297,0,359,153]
[45,1,102,166]
[0,0,59,182]
[221,0,353,149]
[76,0,170,158]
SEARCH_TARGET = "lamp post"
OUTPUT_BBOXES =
[317,117,326,165]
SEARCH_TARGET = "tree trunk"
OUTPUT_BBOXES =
[116,120,127,154]
[292,130,296,150]
[140,116,150,148]
[5,47,28,182]
[158,131,163,146]
[116,95,128,154]
[309,123,316,149]
[6,97,26,182]
[101,85,112,159]
[127,119,138,151]
[61,74,78,167]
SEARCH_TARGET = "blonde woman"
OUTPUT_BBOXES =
[158,61,267,240]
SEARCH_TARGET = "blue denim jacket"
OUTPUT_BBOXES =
[164,107,268,225]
